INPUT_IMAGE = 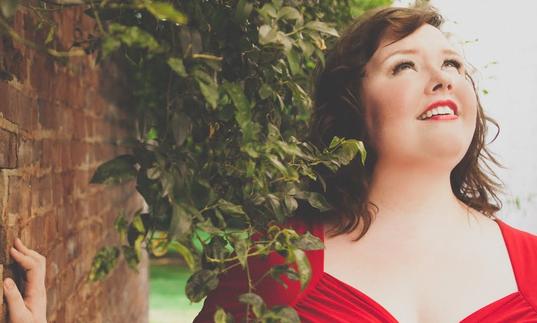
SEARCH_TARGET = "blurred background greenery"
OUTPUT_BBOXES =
[149,259,203,323]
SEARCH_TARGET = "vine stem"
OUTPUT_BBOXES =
[0,16,85,57]
[245,259,253,322]
[89,1,105,34]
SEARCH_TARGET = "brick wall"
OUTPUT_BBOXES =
[0,5,148,323]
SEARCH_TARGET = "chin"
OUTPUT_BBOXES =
[428,139,471,163]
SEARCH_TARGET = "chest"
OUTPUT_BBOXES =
[323,222,518,323]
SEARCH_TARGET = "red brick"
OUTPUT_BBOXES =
[0,128,17,168]
[52,174,64,205]
[1,6,147,322]
[30,174,53,210]
[73,169,90,194]
[29,51,55,99]
[20,215,46,252]
[61,170,74,198]
[42,139,62,170]
[13,95,38,130]
[57,201,75,237]
[18,137,37,167]
[70,141,88,167]
[59,267,76,309]
[71,110,86,140]
[43,210,59,247]
[37,98,59,130]
[6,176,22,214]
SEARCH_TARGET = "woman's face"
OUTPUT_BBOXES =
[361,24,477,170]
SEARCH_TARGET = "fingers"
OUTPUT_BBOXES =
[3,278,33,323]
[13,238,45,264]
[13,238,32,256]
[9,246,38,272]
[9,239,46,303]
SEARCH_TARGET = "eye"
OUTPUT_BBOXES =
[392,60,415,75]
[443,59,463,71]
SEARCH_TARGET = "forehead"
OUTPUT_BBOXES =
[371,24,458,64]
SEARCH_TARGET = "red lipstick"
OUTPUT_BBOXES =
[418,99,459,120]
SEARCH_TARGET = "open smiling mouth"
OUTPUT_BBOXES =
[417,101,459,121]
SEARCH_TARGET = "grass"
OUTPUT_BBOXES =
[149,260,203,323]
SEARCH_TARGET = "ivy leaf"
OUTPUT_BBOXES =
[267,154,287,175]
[122,245,141,271]
[293,232,324,251]
[193,68,219,109]
[167,57,188,77]
[259,25,279,45]
[169,240,197,272]
[297,39,315,58]
[257,3,277,20]
[149,230,169,257]
[216,198,246,217]
[90,154,137,185]
[170,111,192,147]
[144,1,188,25]
[294,191,332,212]
[270,264,299,288]
[170,203,193,240]
[205,236,230,264]
[89,246,120,281]
[258,83,273,100]
[185,269,220,302]
[292,248,311,290]
[214,307,235,323]
[222,81,260,143]
[330,138,366,166]
[304,21,339,37]
[233,238,250,268]
[262,306,300,322]
[45,25,56,45]
[283,194,298,213]
[104,23,163,57]
[196,220,222,235]
[238,292,266,318]
[286,48,301,76]
[114,212,129,244]
[235,0,254,23]
[277,7,303,24]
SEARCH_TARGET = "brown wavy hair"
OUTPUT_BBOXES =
[303,5,505,240]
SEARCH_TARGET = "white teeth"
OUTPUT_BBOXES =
[418,105,455,120]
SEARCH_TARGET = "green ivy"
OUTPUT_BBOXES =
[1,0,392,321]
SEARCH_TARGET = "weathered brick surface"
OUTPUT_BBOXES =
[0,5,148,323]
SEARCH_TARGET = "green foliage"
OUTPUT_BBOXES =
[88,246,120,281]
[90,154,138,185]
[2,0,391,321]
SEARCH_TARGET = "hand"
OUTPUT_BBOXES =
[3,238,47,323]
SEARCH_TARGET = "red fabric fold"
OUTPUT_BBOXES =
[194,217,537,322]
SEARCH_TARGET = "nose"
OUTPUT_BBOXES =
[427,69,454,94]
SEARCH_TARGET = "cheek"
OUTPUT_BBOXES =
[363,78,415,128]
[459,80,479,126]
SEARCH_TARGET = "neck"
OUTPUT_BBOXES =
[367,160,472,230]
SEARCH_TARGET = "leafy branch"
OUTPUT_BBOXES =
[1,0,391,321]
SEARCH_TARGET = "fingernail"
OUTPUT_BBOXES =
[4,279,14,290]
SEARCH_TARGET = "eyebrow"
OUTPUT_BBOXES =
[380,48,462,65]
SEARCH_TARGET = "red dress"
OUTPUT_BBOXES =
[193,217,537,322]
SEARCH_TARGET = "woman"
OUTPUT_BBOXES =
[194,5,537,323]
[3,238,47,323]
